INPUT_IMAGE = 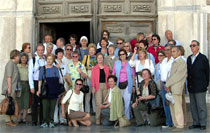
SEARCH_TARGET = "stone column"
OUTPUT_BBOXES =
[0,0,34,99]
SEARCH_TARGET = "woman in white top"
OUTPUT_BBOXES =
[62,44,73,66]
[54,48,67,125]
[61,79,91,127]
[129,47,154,93]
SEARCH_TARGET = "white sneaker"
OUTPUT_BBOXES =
[162,125,169,128]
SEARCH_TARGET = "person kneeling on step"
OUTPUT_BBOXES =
[61,79,91,127]
[99,75,124,126]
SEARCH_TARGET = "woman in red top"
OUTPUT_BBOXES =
[147,34,165,64]
[91,53,110,125]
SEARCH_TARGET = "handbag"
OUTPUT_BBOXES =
[58,68,65,94]
[119,81,128,89]
[64,74,72,89]
[41,66,48,97]
[79,73,89,93]
[114,115,131,128]
[0,97,9,115]
[6,96,15,116]
[148,94,162,110]
[80,79,89,93]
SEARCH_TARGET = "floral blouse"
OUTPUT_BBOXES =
[67,61,87,87]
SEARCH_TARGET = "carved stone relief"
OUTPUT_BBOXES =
[101,3,124,14]
[133,4,151,12]
[70,4,90,14]
[106,25,124,33]
[104,5,122,12]
[39,5,62,15]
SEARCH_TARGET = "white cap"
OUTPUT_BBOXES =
[80,36,88,43]
[165,92,175,105]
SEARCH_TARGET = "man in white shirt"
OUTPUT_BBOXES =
[28,44,46,125]
[97,30,114,49]
[160,44,174,128]
[56,37,66,50]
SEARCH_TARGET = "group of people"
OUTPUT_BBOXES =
[1,30,209,131]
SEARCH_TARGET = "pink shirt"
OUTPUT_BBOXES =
[113,62,135,82]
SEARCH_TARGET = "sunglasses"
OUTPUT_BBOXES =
[27,47,31,49]
[190,44,197,48]
[117,42,123,45]
[66,48,72,51]
[76,83,83,86]
[152,39,157,41]
[72,56,78,58]
[119,53,126,56]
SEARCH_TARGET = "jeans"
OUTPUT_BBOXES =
[161,82,173,126]
[121,86,132,120]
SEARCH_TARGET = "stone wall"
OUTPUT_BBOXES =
[0,0,34,99]
[157,0,209,57]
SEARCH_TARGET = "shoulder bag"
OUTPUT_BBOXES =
[80,79,89,93]
[114,115,131,128]
[41,66,48,97]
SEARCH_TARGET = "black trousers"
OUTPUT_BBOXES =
[32,81,43,124]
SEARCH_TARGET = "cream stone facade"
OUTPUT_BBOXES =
[0,0,210,102]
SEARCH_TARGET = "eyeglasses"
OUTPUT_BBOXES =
[190,44,197,48]
[72,56,78,58]
[164,49,171,51]
[66,48,72,51]
[76,83,83,86]
[152,39,157,41]
[117,42,123,45]
[119,53,126,56]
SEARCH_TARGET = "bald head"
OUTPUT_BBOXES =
[165,30,173,41]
